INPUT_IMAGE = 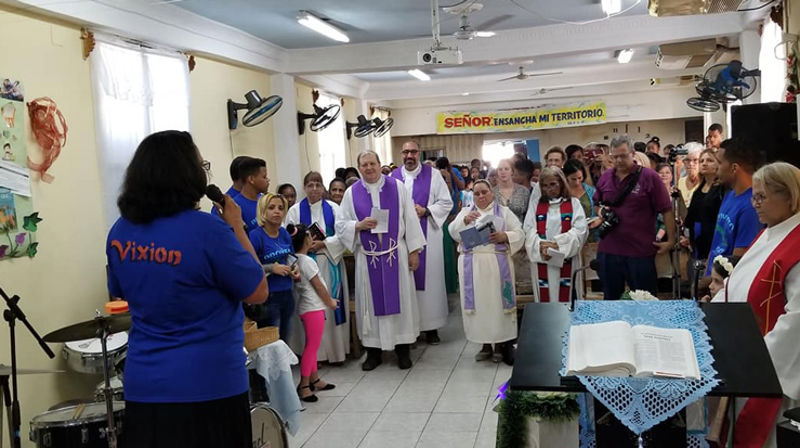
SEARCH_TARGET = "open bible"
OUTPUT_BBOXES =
[566,320,700,379]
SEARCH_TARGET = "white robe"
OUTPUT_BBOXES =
[285,199,350,363]
[335,176,426,350]
[450,203,525,344]
[399,164,453,331]
[525,197,588,303]
[715,212,800,448]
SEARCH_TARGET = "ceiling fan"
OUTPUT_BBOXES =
[530,87,573,96]
[442,1,507,40]
[499,66,562,82]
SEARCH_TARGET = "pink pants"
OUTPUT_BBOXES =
[300,310,325,377]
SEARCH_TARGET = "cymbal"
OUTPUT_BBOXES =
[0,364,64,376]
[43,314,132,343]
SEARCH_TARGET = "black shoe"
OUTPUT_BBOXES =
[502,342,515,366]
[297,385,318,403]
[310,378,336,391]
[362,348,383,371]
[425,330,441,345]
[395,344,412,370]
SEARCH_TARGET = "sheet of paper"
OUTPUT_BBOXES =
[370,207,389,234]
[0,160,30,197]
[546,247,566,268]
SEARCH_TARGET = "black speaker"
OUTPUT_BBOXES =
[731,102,800,167]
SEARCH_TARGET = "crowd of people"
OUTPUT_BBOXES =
[104,124,800,446]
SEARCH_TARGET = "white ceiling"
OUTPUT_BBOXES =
[174,0,649,49]
[10,0,761,112]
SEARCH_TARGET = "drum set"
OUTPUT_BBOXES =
[13,306,288,448]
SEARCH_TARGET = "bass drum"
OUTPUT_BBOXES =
[250,404,287,448]
[30,401,125,448]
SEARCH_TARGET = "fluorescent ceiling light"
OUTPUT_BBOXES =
[297,11,349,43]
[617,48,634,64]
[462,92,470,96]
[475,31,496,38]
[601,0,622,15]
[408,69,431,81]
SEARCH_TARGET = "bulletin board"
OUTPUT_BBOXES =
[0,78,40,260]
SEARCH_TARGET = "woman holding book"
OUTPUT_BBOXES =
[450,179,524,364]
[525,167,588,304]
[285,171,350,364]
[714,162,800,448]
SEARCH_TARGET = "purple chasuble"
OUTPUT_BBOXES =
[351,176,402,316]
[390,165,432,290]
[463,202,515,312]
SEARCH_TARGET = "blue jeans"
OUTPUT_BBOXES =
[260,289,294,341]
[596,253,658,300]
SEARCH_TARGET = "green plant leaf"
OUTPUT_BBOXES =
[26,242,38,258]
[23,213,43,232]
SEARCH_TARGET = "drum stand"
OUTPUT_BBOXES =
[0,286,55,448]
[95,316,118,448]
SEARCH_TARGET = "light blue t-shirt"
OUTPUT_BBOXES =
[706,188,762,274]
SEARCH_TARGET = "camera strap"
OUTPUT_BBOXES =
[606,165,642,207]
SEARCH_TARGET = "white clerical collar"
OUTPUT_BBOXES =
[308,199,322,209]
[764,212,800,241]
[477,202,494,213]
[548,197,565,205]
[364,175,385,192]
[403,164,422,178]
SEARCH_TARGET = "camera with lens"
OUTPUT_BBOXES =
[669,144,689,162]
[597,205,620,239]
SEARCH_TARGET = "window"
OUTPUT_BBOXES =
[759,18,785,103]
[91,37,190,228]
[482,141,515,168]
[372,108,392,165]
[316,92,346,184]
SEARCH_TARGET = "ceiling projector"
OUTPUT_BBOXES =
[417,48,463,65]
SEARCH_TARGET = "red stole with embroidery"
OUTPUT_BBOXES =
[734,223,800,447]
[535,200,573,303]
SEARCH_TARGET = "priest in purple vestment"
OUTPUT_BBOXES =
[336,150,426,370]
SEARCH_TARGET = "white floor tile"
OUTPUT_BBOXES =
[424,412,483,433]
[302,430,365,448]
[370,412,430,433]
[317,410,379,434]
[433,393,489,413]
[416,430,478,448]
[303,395,343,413]
[358,430,421,448]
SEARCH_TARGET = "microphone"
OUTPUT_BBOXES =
[206,184,225,209]
[570,259,600,311]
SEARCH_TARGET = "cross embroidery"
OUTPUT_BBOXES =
[758,261,783,336]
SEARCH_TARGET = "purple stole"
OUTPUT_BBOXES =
[351,176,402,316]
[390,165,432,290]
[463,202,515,312]
[299,199,346,326]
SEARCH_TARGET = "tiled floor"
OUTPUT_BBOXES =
[286,295,508,448]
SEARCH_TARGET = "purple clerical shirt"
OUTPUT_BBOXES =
[592,166,672,257]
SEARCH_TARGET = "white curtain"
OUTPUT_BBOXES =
[316,92,346,185]
[759,18,785,103]
[91,36,190,228]
[371,108,392,164]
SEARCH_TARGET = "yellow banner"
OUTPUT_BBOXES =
[436,102,607,134]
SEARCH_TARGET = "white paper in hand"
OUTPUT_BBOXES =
[546,247,566,268]
[370,207,389,234]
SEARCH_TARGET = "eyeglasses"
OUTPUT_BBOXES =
[684,158,699,164]
[751,193,767,206]
[201,160,211,172]
[401,150,420,156]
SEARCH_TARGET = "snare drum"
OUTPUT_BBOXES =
[63,332,128,374]
[250,404,287,448]
[30,401,125,448]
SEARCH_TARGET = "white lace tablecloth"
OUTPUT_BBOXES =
[248,340,302,436]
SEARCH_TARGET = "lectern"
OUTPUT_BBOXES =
[509,303,784,447]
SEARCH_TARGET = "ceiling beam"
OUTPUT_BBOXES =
[286,13,746,74]
[365,60,701,101]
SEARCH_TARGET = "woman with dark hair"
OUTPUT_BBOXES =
[107,130,268,448]
[277,183,297,208]
[286,171,350,364]
[328,178,347,205]
[563,159,596,220]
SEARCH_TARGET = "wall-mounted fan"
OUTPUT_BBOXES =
[372,117,394,137]
[346,115,375,139]
[499,66,562,82]
[530,87,573,96]
[227,90,282,130]
[297,104,341,134]
[686,60,760,112]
